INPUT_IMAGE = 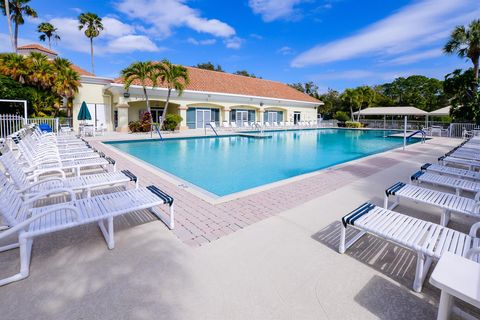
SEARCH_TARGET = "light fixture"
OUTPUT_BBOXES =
[123,91,130,98]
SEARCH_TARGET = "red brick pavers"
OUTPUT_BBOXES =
[90,141,442,246]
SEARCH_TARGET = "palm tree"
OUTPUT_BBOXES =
[155,60,189,129]
[444,19,480,82]
[121,61,158,114]
[3,0,14,51]
[1,0,37,52]
[26,52,54,89]
[0,52,28,83]
[52,58,80,117]
[37,22,60,49]
[341,88,360,120]
[78,12,103,74]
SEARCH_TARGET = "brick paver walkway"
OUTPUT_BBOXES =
[90,141,441,246]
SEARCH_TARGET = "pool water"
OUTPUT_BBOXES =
[107,129,416,197]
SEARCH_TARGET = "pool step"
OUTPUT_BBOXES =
[238,133,272,139]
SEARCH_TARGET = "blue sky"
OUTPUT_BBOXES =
[0,0,478,92]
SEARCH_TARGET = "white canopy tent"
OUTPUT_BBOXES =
[429,106,451,116]
[354,106,428,150]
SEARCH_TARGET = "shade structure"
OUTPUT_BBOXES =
[353,106,428,116]
[77,101,92,121]
[429,106,450,116]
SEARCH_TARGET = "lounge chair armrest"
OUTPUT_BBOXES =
[0,205,80,239]
[469,221,480,237]
[24,187,76,205]
[28,169,66,181]
[18,177,64,194]
[466,246,480,260]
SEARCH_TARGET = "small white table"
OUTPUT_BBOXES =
[430,252,480,320]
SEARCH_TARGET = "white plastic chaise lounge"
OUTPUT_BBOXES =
[0,148,138,198]
[439,155,480,171]
[411,170,480,197]
[421,163,480,181]
[339,202,480,292]
[384,182,480,226]
[0,172,174,286]
[11,142,115,177]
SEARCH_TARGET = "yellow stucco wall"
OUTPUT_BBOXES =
[73,82,113,131]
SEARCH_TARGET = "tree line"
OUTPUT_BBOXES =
[193,62,261,78]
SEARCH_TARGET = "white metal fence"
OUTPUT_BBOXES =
[0,114,74,138]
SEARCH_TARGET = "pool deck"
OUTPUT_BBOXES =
[1,132,479,319]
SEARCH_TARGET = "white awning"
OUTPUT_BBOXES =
[353,106,428,116]
[429,106,450,116]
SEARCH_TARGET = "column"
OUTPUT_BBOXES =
[223,108,230,124]
[178,105,188,130]
[116,103,129,132]
[259,108,265,124]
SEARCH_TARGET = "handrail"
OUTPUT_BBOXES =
[206,123,219,136]
[406,129,426,143]
[153,124,163,140]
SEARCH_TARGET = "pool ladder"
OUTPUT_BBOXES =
[406,130,426,143]
[153,124,164,140]
[206,123,219,136]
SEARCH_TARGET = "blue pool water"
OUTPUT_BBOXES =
[107,129,416,197]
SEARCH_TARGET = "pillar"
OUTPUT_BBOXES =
[178,106,188,130]
[223,108,230,123]
[259,108,265,124]
[115,96,130,132]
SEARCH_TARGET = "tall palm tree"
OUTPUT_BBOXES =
[26,52,54,89]
[121,61,158,114]
[444,19,480,82]
[3,0,14,51]
[155,60,189,129]
[1,0,37,52]
[0,52,28,83]
[37,22,60,49]
[341,88,360,120]
[52,58,80,117]
[78,12,103,74]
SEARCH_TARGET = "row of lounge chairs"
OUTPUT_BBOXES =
[211,120,319,131]
[0,125,174,286]
[338,135,480,316]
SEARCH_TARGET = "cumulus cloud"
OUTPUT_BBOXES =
[277,46,294,55]
[187,38,216,45]
[0,33,33,52]
[116,0,235,38]
[248,0,303,22]
[49,17,160,55]
[388,49,443,65]
[292,0,480,67]
[224,37,243,49]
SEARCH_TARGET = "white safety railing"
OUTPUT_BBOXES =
[26,118,59,132]
[0,114,24,138]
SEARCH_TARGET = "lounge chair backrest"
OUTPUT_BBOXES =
[0,147,29,190]
[0,172,27,226]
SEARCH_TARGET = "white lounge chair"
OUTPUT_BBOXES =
[440,156,480,171]
[1,148,137,198]
[0,172,174,286]
[421,163,480,181]
[384,182,480,226]
[411,170,480,197]
[339,203,480,292]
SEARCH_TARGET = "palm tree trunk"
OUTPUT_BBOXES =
[48,36,51,49]
[143,86,152,137]
[4,0,14,52]
[473,57,479,83]
[90,37,94,74]
[349,106,353,120]
[159,89,171,130]
[14,18,18,52]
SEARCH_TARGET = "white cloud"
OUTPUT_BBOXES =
[250,33,263,40]
[277,46,294,55]
[116,0,235,38]
[389,49,443,65]
[49,17,160,55]
[104,35,160,53]
[0,33,33,52]
[292,0,480,67]
[249,0,303,22]
[224,37,243,49]
[187,38,216,45]
[70,8,82,14]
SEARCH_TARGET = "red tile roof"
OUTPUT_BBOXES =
[71,64,94,76]
[17,44,57,56]
[114,66,321,103]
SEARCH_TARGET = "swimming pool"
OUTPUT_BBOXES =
[106,129,417,197]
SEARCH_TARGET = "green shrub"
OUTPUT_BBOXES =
[162,113,183,131]
[345,121,363,128]
[333,111,350,122]
[128,120,141,132]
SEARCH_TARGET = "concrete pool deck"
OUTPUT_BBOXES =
[1,134,479,319]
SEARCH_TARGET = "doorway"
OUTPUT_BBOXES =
[196,109,211,128]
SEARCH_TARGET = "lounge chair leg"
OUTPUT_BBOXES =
[149,204,175,230]
[0,237,31,286]
[441,210,450,226]
[98,217,115,249]
[413,253,432,292]
[383,194,389,209]
[339,224,346,253]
